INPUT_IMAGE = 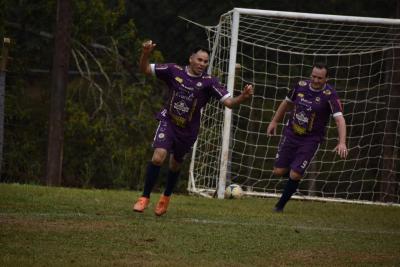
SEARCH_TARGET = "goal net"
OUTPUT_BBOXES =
[188,8,400,205]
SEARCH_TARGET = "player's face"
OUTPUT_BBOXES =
[188,51,209,76]
[310,67,328,90]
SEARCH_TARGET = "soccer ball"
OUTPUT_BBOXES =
[224,184,244,199]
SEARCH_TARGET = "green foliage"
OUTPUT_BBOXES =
[2,76,49,184]
[1,0,164,188]
[63,79,162,189]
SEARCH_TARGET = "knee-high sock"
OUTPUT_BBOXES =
[164,170,180,196]
[142,162,161,198]
[275,177,299,210]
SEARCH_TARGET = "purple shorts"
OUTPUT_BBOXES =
[152,119,197,163]
[274,135,320,175]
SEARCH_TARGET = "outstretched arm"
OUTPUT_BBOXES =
[266,100,294,136]
[333,115,348,159]
[139,40,157,75]
[222,84,254,109]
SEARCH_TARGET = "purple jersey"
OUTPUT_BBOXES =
[151,63,230,136]
[283,80,343,142]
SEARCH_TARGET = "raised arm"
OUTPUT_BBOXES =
[222,84,254,109]
[139,40,157,75]
[266,100,294,136]
[333,115,348,159]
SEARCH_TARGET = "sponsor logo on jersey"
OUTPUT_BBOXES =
[323,89,332,95]
[175,77,183,83]
[196,82,202,87]
[298,80,307,87]
[315,97,321,103]
[295,111,309,125]
[177,92,194,101]
[174,100,190,114]
[181,83,194,91]
[300,98,312,104]
[292,123,306,135]
[158,133,165,139]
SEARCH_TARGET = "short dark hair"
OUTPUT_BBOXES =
[313,62,329,77]
[191,46,210,56]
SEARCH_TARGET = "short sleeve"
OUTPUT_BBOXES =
[285,87,297,103]
[329,90,343,117]
[153,63,174,82]
[210,77,230,102]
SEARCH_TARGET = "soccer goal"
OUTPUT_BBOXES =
[188,8,400,206]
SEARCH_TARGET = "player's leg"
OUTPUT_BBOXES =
[133,120,172,212]
[154,155,181,216]
[154,134,195,216]
[274,169,302,212]
[164,155,181,196]
[274,141,319,212]
[142,148,168,197]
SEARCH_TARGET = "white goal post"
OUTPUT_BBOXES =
[188,8,400,206]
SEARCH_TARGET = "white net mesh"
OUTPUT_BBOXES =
[189,9,400,205]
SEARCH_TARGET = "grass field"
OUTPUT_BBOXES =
[1,183,399,266]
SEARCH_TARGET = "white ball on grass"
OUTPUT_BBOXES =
[224,184,244,199]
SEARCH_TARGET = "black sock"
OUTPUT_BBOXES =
[275,177,299,210]
[142,162,161,198]
[164,170,180,197]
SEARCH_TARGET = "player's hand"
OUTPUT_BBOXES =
[334,143,348,159]
[142,40,156,54]
[267,121,277,136]
[241,84,254,99]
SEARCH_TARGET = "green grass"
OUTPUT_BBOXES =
[1,183,399,266]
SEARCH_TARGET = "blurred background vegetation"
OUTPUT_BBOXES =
[0,0,397,191]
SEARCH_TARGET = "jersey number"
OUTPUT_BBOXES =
[300,160,308,169]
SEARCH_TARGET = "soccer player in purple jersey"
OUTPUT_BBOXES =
[133,40,254,216]
[267,63,348,212]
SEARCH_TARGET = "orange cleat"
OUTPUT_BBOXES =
[154,195,170,216]
[133,197,150,212]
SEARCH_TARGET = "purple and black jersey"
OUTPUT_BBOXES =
[151,63,230,136]
[283,80,343,142]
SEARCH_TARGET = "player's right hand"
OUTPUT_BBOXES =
[142,40,156,54]
[266,121,277,136]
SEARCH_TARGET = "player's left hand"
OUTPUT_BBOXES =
[334,143,348,159]
[241,84,254,99]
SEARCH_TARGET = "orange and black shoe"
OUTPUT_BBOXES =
[133,197,150,212]
[154,195,170,216]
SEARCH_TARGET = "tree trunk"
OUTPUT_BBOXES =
[45,0,72,186]
[0,38,11,180]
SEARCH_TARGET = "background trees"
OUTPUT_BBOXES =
[0,0,397,190]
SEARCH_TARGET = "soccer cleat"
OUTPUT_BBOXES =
[273,206,284,213]
[133,197,150,212]
[154,195,170,216]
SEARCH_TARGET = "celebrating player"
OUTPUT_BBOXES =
[133,40,254,216]
[266,62,348,212]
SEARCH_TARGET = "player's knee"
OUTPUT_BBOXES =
[151,153,166,166]
[151,157,164,166]
[289,170,302,181]
[272,168,289,177]
[152,148,167,166]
